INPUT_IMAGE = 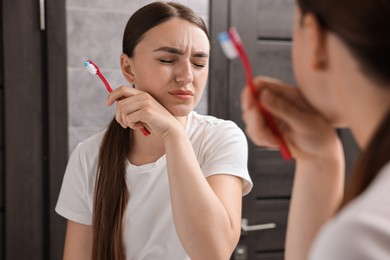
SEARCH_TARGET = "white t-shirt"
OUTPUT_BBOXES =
[310,162,390,260]
[56,111,253,259]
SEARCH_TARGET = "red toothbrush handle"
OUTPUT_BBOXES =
[140,127,151,136]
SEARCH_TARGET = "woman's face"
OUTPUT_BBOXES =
[125,18,210,117]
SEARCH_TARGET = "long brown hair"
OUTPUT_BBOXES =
[296,0,390,208]
[92,2,209,259]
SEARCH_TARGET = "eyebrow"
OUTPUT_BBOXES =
[153,47,209,58]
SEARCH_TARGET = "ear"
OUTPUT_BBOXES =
[304,14,329,70]
[120,53,136,84]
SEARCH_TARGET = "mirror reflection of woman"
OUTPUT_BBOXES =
[241,0,390,259]
[56,2,252,260]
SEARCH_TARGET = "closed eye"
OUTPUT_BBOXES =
[159,59,174,64]
[193,63,205,68]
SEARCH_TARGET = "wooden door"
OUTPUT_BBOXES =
[1,0,68,258]
[209,0,359,259]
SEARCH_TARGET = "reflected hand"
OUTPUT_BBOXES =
[241,76,342,161]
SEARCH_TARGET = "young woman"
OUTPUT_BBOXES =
[56,2,252,260]
[241,0,390,259]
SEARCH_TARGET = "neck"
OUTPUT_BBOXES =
[343,79,390,149]
[329,36,390,149]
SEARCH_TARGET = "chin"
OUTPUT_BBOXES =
[327,114,349,128]
[167,106,193,117]
[333,121,349,128]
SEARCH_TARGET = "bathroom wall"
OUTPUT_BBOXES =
[66,0,209,153]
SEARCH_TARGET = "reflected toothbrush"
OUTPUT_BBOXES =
[218,28,292,160]
[84,60,150,136]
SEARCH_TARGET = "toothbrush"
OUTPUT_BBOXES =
[84,60,150,136]
[218,28,292,160]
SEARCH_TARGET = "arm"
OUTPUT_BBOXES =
[55,144,95,260]
[164,127,243,260]
[287,155,344,260]
[241,76,345,260]
[107,86,246,259]
[63,220,92,260]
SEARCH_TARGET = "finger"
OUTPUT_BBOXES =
[251,76,303,105]
[118,93,154,125]
[260,89,308,131]
[115,96,140,128]
[241,87,257,111]
[124,111,148,131]
[106,86,141,106]
[242,101,280,147]
[116,99,139,127]
[115,103,128,128]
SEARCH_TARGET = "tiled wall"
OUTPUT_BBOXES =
[66,0,209,153]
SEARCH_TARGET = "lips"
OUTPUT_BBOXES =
[168,89,194,100]
[169,90,194,96]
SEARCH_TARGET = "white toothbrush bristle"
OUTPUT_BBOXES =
[218,32,238,59]
[84,61,97,74]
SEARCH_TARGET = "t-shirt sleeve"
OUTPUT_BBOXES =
[201,121,252,195]
[55,144,93,225]
[309,212,390,260]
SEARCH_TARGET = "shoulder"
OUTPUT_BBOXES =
[310,212,390,259]
[68,130,105,172]
[310,162,390,260]
[73,131,105,159]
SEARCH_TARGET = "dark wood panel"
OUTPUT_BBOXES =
[241,200,289,253]
[0,212,3,259]
[46,0,68,258]
[254,252,284,260]
[209,0,230,119]
[233,244,283,260]
[248,157,295,198]
[0,0,2,87]
[0,148,2,209]
[0,85,2,153]
[3,0,44,258]
[254,42,295,85]
[230,0,295,110]
[256,0,294,39]
[0,2,3,255]
[0,90,2,149]
[228,41,295,126]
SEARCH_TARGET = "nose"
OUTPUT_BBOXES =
[175,61,194,85]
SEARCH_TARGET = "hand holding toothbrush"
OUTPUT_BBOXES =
[241,76,343,163]
[84,60,150,136]
[105,86,185,139]
[219,28,292,160]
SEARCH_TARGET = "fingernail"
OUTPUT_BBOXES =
[261,89,273,105]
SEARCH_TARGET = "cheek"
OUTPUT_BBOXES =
[193,69,208,92]
[135,64,171,88]
[291,11,307,89]
[292,30,305,86]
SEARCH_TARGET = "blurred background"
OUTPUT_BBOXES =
[0,0,359,259]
